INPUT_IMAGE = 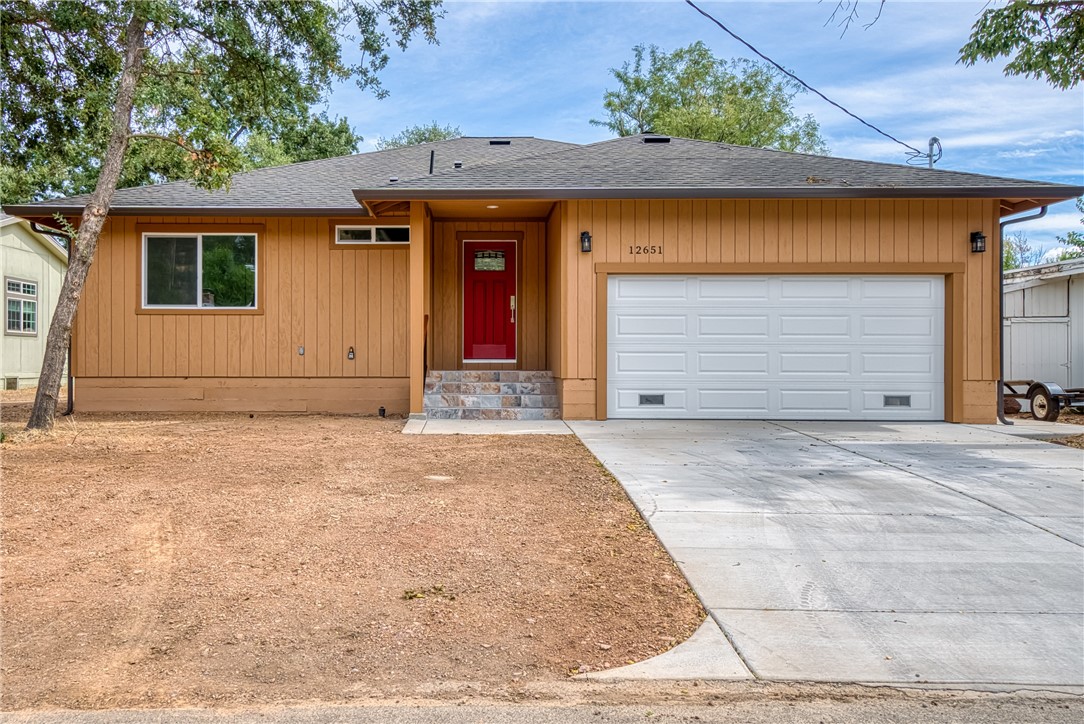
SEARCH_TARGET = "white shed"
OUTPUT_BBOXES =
[1,214,68,389]
[1003,258,1084,391]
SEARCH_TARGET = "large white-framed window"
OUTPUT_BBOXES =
[334,224,410,245]
[5,277,38,336]
[143,232,258,309]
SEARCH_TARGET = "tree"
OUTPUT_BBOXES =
[1002,231,1043,269]
[2,112,362,203]
[375,122,462,150]
[1048,197,1084,261]
[1,0,443,430]
[831,1,1083,90]
[591,42,829,154]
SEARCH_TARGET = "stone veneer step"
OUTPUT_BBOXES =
[423,370,560,420]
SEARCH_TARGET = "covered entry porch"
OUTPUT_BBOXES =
[398,199,565,418]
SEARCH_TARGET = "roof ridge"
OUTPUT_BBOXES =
[386,138,584,186]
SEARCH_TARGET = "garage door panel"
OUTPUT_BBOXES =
[778,352,851,375]
[778,278,851,300]
[861,390,936,414]
[859,314,937,340]
[612,276,688,301]
[778,389,854,412]
[615,313,687,337]
[778,314,851,338]
[608,275,944,420]
[613,350,687,374]
[698,278,770,300]
[698,352,770,374]
[613,388,688,415]
[861,352,937,375]
[698,314,770,338]
[699,389,771,413]
[860,277,941,301]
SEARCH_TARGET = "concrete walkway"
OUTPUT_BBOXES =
[402,417,573,434]
[569,420,1084,690]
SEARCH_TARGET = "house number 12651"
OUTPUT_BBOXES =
[629,245,663,255]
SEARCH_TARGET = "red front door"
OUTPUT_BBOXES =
[463,240,517,361]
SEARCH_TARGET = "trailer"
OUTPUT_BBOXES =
[1003,380,1084,421]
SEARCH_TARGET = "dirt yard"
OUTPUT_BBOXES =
[1012,407,1084,449]
[0,406,703,710]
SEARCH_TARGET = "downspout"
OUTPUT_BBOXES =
[998,205,1048,425]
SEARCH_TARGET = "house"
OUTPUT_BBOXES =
[6,135,1081,422]
[1004,257,1084,392]
[0,213,68,389]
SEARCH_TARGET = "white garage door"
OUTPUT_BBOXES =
[608,275,944,420]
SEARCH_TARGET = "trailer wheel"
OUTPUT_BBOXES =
[1029,389,1061,422]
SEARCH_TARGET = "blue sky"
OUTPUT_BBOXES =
[326,1,1084,253]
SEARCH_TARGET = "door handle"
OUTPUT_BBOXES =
[510,295,516,324]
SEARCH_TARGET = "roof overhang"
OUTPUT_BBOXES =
[1,205,375,218]
[354,185,1084,204]
[1004,258,1084,292]
[0,215,68,262]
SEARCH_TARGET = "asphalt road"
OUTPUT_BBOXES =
[7,698,1084,724]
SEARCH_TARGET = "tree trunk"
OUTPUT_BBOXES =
[26,12,149,431]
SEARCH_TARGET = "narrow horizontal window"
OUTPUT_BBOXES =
[143,233,257,309]
[335,225,410,245]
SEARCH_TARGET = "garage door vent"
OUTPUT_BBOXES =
[639,394,665,406]
[883,395,912,407]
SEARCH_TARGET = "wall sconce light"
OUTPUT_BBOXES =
[970,231,987,253]
[347,346,355,360]
[580,231,592,253]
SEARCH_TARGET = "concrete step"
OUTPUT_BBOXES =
[424,407,562,421]
[428,370,554,384]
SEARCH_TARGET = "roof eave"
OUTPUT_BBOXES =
[1,205,373,218]
[354,185,1084,202]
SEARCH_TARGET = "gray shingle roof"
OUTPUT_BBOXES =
[6,134,1080,217]
[6,137,576,216]
[354,135,1082,201]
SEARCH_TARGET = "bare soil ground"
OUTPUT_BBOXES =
[0,405,703,711]
[1012,407,1084,449]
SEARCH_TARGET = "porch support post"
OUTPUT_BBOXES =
[408,201,427,415]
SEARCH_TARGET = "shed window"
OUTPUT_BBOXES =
[143,233,257,308]
[5,277,38,335]
[335,225,410,245]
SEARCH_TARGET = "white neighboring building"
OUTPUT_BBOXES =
[1003,258,1084,390]
[1,214,68,389]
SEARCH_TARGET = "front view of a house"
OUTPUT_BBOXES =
[8,135,1081,423]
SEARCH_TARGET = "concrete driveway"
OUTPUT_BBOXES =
[569,420,1084,688]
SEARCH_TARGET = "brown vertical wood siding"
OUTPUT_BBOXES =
[428,220,547,370]
[73,215,410,413]
[553,198,1001,423]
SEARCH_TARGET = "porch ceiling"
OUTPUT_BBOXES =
[424,199,555,220]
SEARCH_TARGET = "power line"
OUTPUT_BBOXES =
[684,0,935,164]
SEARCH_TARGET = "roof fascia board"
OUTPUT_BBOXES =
[2,206,373,217]
[355,185,1084,202]
[1,217,69,262]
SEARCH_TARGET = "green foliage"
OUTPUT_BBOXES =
[1002,231,1042,269]
[375,122,463,150]
[959,1,1083,90]
[1051,197,1084,261]
[201,236,256,308]
[1,0,442,202]
[591,42,829,154]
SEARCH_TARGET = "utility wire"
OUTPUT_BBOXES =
[684,0,935,164]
